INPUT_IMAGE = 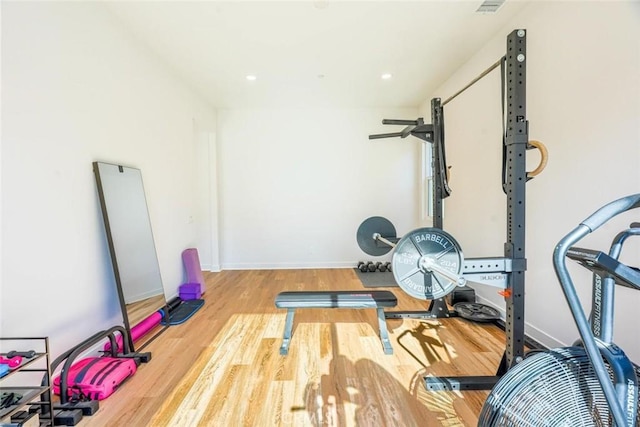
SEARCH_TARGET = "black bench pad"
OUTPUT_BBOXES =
[275,290,397,309]
[274,290,397,355]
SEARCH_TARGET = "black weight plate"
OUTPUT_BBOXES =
[392,227,463,300]
[454,302,501,322]
[356,216,397,256]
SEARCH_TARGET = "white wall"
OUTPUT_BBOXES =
[1,2,216,358]
[423,1,640,362]
[217,108,420,269]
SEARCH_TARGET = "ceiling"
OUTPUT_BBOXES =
[106,1,529,109]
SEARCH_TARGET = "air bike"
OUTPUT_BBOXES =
[480,194,640,426]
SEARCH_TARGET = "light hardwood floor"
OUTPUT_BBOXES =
[80,269,506,426]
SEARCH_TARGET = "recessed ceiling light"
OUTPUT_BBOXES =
[381,73,392,80]
[246,75,257,81]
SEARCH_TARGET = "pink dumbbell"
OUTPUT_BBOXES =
[0,355,22,368]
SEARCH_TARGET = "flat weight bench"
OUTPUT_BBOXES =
[274,290,398,355]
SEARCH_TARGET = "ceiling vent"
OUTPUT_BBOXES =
[476,0,506,14]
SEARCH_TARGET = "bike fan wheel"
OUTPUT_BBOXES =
[479,347,640,426]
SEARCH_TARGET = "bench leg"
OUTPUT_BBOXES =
[280,308,295,355]
[377,308,393,355]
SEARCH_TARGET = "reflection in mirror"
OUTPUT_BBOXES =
[93,162,168,351]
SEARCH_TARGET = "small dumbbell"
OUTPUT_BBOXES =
[385,262,392,272]
[359,262,369,273]
[367,262,377,272]
[0,355,23,368]
[378,262,387,272]
[7,350,35,359]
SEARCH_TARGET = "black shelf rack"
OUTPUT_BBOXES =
[1,337,53,426]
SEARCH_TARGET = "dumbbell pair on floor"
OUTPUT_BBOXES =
[357,261,392,273]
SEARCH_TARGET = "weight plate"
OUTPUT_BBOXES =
[454,302,501,322]
[392,227,463,300]
[356,216,397,256]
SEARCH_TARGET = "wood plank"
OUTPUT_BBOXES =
[79,269,508,426]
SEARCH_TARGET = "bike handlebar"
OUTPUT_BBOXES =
[552,193,640,427]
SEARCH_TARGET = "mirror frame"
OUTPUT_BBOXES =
[93,161,168,351]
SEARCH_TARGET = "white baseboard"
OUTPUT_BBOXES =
[202,263,222,272]
[524,322,566,349]
[475,294,567,349]
[221,261,357,270]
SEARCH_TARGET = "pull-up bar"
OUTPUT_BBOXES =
[368,55,508,143]
[442,57,505,106]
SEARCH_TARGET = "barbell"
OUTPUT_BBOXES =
[356,217,467,300]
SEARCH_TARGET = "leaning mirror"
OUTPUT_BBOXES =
[93,161,168,351]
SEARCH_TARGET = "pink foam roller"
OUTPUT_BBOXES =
[104,311,163,352]
[182,248,205,295]
[130,311,163,341]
